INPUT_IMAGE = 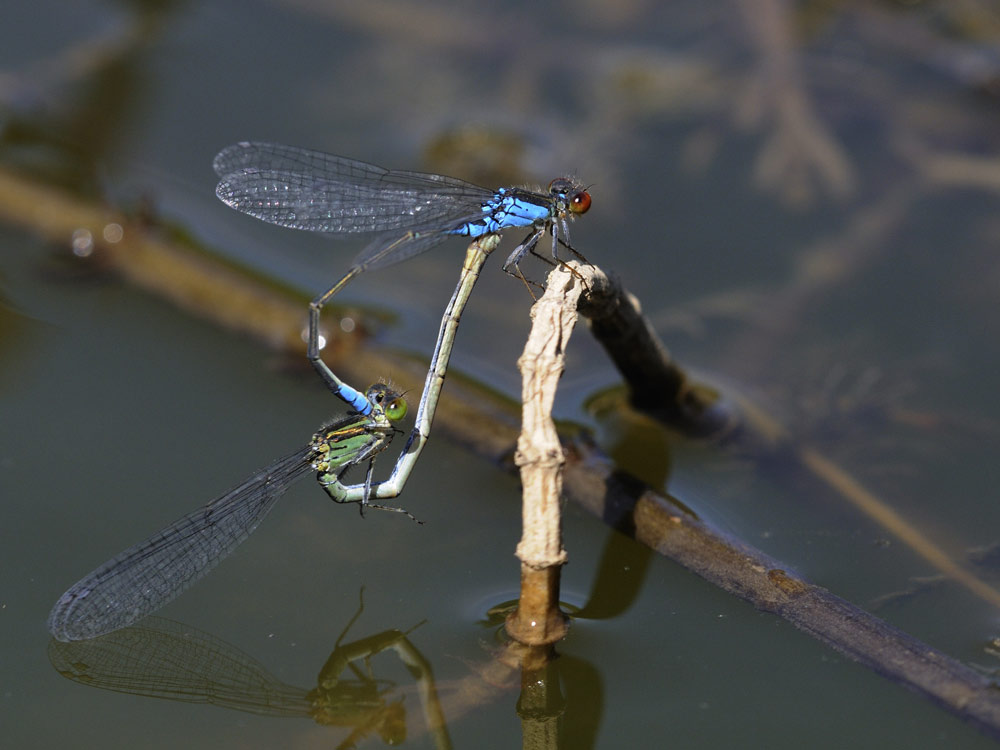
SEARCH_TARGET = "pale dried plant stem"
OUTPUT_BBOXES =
[506,263,589,645]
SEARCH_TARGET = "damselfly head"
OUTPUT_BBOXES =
[365,382,408,423]
[548,177,591,215]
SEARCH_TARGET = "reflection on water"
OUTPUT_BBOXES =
[48,602,445,750]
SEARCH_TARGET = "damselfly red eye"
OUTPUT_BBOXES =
[569,190,591,214]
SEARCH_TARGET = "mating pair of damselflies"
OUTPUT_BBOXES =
[47,142,592,641]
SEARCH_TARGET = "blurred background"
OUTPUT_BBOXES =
[3,0,1000,747]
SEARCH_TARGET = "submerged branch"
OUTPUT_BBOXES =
[563,444,1000,739]
[564,262,1000,738]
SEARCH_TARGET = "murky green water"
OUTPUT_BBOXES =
[3,1,1000,747]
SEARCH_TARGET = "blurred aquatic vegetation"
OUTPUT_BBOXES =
[0,0,181,197]
[422,126,534,190]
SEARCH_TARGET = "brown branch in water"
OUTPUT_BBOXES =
[566,262,1000,739]
[577,265,733,436]
[562,442,1000,739]
[0,166,385,374]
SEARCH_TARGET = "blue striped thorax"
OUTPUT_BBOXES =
[456,178,591,238]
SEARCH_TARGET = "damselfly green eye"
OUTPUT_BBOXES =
[364,383,405,419]
[385,397,408,422]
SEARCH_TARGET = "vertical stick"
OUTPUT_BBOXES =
[506,263,584,645]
